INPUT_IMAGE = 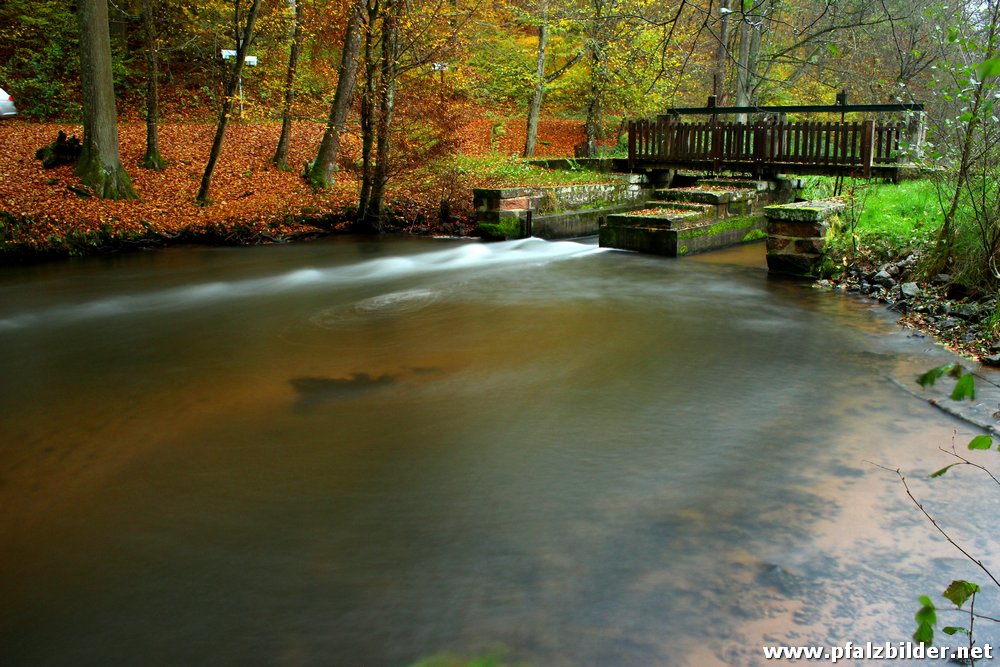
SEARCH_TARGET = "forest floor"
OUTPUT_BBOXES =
[0,114,592,257]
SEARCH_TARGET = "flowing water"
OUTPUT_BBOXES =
[1,237,998,666]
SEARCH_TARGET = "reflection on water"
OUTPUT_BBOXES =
[1,237,998,666]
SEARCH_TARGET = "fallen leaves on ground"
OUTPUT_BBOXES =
[0,113,585,256]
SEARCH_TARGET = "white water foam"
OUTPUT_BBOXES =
[0,238,607,331]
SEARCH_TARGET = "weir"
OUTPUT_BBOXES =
[475,94,923,273]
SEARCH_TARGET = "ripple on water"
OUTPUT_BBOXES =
[309,288,439,328]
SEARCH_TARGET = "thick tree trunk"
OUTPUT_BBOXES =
[140,0,165,170]
[75,0,137,199]
[197,0,262,204]
[305,0,364,187]
[523,23,548,158]
[272,0,305,171]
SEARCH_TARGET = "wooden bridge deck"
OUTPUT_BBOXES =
[627,117,909,178]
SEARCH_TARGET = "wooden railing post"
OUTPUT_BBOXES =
[860,119,874,178]
[753,123,767,170]
[628,120,636,170]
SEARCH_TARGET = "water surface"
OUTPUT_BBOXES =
[1,237,997,666]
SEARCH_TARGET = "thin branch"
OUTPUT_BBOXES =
[937,445,1000,489]
[870,462,1000,591]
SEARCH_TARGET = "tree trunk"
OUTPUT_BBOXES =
[523,23,548,158]
[747,16,761,102]
[197,0,262,205]
[357,2,378,222]
[583,0,611,158]
[272,0,305,171]
[305,0,364,187]
[140,0,165,171]
[735,12,751,123]
[714,0,730,105]
[362,0,399,232]
[75,0,138,199]
[583,79,601,157]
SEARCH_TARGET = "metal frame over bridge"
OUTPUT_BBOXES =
[627,94,924,179]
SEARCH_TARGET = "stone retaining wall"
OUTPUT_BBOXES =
[474,177,652,240]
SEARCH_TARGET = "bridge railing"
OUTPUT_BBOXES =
[627,118,905,177]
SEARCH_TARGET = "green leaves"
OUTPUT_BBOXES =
[928,434,993,477]
[930,463,958,478]
[917,363,958,389]
[916,364,976,401]
[978,57,1000,80]
[943,580,979,608]
[914,595,937,644]
[914,583,979,646]
[951,373,976,401]
[968,434,993,450]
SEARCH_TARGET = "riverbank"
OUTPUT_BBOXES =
[818,255,999,365]
[0,118,595,259]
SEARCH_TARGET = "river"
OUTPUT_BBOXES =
[1,237,998,666]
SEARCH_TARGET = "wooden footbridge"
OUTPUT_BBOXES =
[627,96,924,180]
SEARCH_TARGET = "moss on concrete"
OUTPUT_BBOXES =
[678,215,760,240]
[478,219,525,240]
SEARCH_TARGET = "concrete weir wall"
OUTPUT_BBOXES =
[474,176,652,240]
[598,177,801,257]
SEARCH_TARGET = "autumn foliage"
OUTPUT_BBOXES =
[0,114,586,257]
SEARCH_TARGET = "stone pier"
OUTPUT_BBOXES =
[763,199,846,276]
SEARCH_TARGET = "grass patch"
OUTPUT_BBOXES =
[409,651,518,667]
[823,179,942,264]
[450,153,624,188]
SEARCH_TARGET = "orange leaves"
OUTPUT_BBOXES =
[0,121,358,249]
[455,114,585,157]
[0,110,586,253]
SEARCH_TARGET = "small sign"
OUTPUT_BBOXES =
[432,62,449,71]
[220,50,257,66]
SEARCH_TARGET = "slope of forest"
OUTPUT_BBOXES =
[0,116,591,256]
